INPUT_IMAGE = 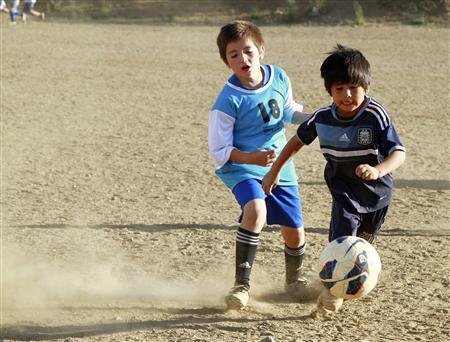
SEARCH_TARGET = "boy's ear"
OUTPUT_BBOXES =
[366,81,371,94]
[259,46,265,60]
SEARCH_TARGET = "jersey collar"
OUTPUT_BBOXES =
[226,64,274,94]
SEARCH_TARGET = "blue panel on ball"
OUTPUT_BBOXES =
[346,274,367,295]
[320,259,337,280]
[344,251,369,280]
[335,236,347,244]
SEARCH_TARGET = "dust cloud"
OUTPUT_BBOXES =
[1,241,228,313]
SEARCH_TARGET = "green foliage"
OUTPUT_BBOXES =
[250,7,262,21]
[408,14,442,25]
[378,0,447,25]
[93,1,113,19]
[34,0,448,26]
[353,1,365,25]
[378,0,447,15]
[167,11,175,22]
[67,7,85,19]
[45,0,63,13]
[286,0,299,23]
[409,14,427,25]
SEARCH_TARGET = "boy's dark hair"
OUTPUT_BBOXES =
[217,20,264,65]
[320,44,371,95]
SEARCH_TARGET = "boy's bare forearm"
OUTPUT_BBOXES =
[230,148,278,167]
[375,150,406,177]
[271,136,304,174]
[229,149,251,164]
[262,136,304,194]
[356,150,405,180]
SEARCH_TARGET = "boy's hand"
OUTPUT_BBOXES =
[355,164,381,180]
[262,169,280,195]
[250,149,277,167]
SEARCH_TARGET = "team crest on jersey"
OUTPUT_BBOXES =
[357,128,372,145]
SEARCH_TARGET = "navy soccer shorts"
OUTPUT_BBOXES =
[329,199,389,242]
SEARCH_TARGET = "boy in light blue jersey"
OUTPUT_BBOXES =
[263,44,405,317]
[208,20,313,310]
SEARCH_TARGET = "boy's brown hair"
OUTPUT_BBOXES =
[216,20,264,65]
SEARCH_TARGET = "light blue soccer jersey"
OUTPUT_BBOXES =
[209,64,300,190]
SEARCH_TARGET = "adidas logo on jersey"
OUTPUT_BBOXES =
[338,133,350,142]
[238,262,252,269]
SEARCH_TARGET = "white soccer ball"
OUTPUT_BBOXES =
[318,236,381,300]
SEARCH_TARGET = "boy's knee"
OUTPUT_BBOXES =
[242,199,266,226]
[281,226,305,248]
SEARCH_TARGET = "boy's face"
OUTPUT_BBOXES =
[225,37,264,86]
[330,83,368,117]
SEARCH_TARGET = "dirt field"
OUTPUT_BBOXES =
[1,18,449,341]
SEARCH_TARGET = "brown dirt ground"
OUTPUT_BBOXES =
[1,18,449,342]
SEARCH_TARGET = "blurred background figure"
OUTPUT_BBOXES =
[1,0,10,15]
[9,0,26,24]
[23,0,44,20]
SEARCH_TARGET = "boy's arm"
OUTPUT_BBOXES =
[208,110,235,169]
[262,135,304,194]
[291,111,313,125]
[208,109,278,168]
[355,150,406,180]
[282,73,312,125]
[230,149,278,167]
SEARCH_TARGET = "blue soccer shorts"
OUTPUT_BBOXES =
[329,198,389,242]
[232,178,304,229]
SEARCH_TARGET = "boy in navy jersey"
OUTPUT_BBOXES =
[208,20,313,310]
[262,44,405,316]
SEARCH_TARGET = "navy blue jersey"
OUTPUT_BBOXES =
[297,97,405,213]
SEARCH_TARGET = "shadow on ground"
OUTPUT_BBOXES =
[0,306,311,341]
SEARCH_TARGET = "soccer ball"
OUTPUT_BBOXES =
[318,236,381,300]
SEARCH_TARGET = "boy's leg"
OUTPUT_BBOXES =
[282,228,305,285]
[265,184,318,299]
[24,2,43,18]
[9,0,19,22]
[315,201,388,317]
[316,198,360,314]
[9,7,15,22]
[0,0,9,13]
[282,227,320,299]
[357,206,389,243]
[9,10,25,23]
[225,225,261,309]
[282,228,308,294]
[329,198,361,242]
[227,180,266,309]
[313,286,344,319]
